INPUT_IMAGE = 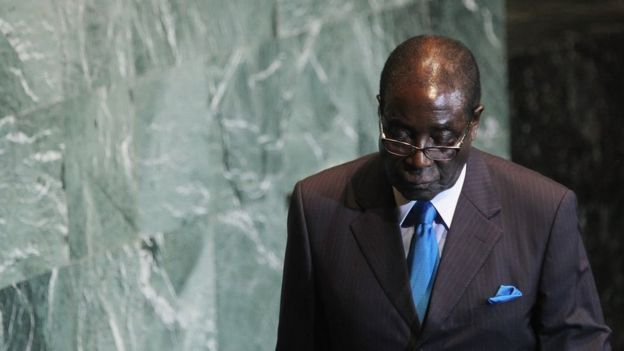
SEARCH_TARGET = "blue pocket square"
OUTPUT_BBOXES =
[487,285,522,304]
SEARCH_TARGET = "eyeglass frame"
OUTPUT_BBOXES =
[378,117,474,161]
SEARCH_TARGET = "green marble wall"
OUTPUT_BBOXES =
[0,0,507,350]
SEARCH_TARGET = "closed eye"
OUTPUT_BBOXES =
[388,128,411,141]
[432,130,456,144]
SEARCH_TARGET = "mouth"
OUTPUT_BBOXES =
[388,167,441,200]
[401,169,439,186]
[395,179,439,200]
[405,180,435,189]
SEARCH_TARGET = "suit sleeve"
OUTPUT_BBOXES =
[275,182,325,351]
[536,190,612,350]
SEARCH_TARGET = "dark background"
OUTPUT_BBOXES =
[507,0,624,347]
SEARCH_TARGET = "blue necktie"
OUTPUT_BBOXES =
[403,201,439,322]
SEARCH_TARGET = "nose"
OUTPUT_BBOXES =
[405,150,433,169]
[405,149,433,168]
[402,134,435,169]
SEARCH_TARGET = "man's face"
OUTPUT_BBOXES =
[379,83,481,201]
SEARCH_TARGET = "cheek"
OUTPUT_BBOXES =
[436,160,466,185]
[384,157,403,177]
[438,166,456,183]
[380,150,402,169]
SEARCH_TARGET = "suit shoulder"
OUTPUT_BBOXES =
[475,149,571,202]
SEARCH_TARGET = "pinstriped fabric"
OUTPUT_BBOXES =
[276,149,611,351]
[279,154,413,351]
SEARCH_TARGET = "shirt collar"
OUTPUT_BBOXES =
[394,164,467,229]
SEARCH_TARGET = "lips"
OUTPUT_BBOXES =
[400,168,439,186]
[406,181,435,189]
[396,180,439,201]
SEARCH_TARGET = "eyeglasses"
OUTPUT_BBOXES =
[379,119,472,161]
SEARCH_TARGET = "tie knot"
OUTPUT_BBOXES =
[402,201,437,228]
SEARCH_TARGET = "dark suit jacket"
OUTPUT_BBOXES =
[276,148,611,350]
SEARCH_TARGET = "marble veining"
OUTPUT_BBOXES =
[0,0,506,349]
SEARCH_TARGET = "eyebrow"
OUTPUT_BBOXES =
[384,118,455,131]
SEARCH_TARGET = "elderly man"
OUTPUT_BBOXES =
[276,35,611,350]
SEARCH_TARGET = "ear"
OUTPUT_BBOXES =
[376,94,383,116]
[469,104,484,139]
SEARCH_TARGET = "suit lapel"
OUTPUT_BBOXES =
[345,150,503,340]
[350,208,419,327]
[419,149,503,341]
[347,156,420,329]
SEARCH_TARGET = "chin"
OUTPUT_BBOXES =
[397,185,438,201]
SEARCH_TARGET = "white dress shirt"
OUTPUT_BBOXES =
[393,164,467,257]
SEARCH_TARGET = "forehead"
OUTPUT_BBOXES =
[382,83,467,126]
